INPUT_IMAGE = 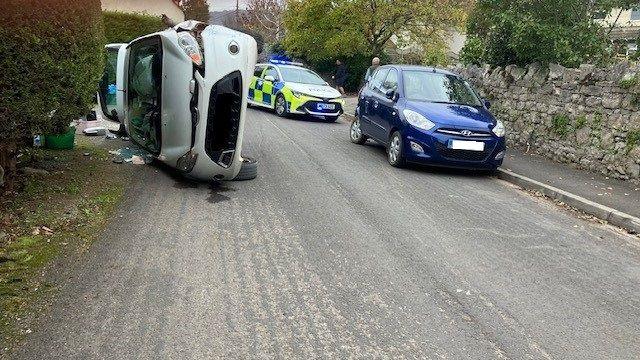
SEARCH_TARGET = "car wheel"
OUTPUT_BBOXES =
[387,131,405,167]
[275,94,288,117]
[350,118,367,144]
[233,156,258,181]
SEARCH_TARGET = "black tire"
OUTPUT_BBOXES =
[274,94,288,118]
[233,156,258,181]
[325,116,339,122]
[387,131,405,167]
[350,118,367,145]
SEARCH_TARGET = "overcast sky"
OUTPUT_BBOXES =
[209,0,248,11]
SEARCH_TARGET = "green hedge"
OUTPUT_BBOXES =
[1,0,105,138]
[103,11,166,44]
[1,0,104,187]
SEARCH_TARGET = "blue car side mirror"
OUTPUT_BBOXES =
[386,89,399,102]
[484,99,491,109]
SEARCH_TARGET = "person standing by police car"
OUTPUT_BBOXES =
[332,59,348,95]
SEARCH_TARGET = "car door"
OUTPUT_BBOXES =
[377,68,399,140]
[261,66,280,107]
[125,36,165,155]
[360,68,388,140]
[248,65,265,104]
[97,44,126,122]
[367,69,390,141]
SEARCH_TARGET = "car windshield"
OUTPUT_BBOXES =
[403,71,483,106]
[280,67,327,85]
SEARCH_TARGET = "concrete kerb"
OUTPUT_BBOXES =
[339,111,639,234]
[497,169,640,234]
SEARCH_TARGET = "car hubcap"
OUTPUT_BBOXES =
[389,135,400,163]
[276,97,285,115]
[351,120,361,140]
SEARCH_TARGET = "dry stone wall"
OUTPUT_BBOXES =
[451,62,640,182]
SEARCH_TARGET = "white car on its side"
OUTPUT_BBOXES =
[97,21,258,181]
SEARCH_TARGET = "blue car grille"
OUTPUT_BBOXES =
[435,141,492,162]
[436,128,492,138]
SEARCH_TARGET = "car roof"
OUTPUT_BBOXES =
[256,63,309,71]
[379,64,458,77]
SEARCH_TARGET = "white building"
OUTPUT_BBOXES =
[597,7,640,56]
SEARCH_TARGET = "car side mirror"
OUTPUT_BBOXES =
[484,99,491,109]
[385,89,399,102]
[264,75,276,82]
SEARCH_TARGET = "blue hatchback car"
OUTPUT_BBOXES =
[351,65,506,170]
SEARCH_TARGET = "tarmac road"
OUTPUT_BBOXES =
[14,108,640,359]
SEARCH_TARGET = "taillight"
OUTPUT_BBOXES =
[177,32,203,66]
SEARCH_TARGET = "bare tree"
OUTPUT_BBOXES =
[238,0,286,42]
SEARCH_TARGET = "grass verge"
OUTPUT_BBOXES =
[0,137,134,353]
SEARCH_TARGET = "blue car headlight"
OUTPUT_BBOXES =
[403,109,435,131]
[492,120,506,137]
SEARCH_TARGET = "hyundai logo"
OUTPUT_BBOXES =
[461,130,473,137]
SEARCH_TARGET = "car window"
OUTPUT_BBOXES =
[254,65,265,77]
[279,67,326,85]
[403,71,482,106]
[264,67,279,81]
[381,69,398,93]
[369,68,389,91]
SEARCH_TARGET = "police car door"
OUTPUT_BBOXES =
[249,65,265,104]
[261,66,280,107]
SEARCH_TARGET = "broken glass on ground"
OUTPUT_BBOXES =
[108,146,153,165]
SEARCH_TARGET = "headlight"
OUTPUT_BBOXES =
[403,109,435,131]
[177,32,203,66]
[492,120,506,137]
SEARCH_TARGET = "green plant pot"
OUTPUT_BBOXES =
[45,126,76,150]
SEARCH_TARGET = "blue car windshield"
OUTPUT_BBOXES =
[280,67,327,85]
[403,71,482,107]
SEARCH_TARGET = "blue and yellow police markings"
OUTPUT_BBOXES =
[249,78,284,107]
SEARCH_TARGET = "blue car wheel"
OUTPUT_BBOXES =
[350,118,367,144]
[388,131,405,167]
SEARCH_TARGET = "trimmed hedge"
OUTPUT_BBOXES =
[103,11,167,44]
[0,0,104,188]
[2,0,105,136]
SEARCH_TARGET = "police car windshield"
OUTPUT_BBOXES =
[403,71,482,107]
[280,67,326,85]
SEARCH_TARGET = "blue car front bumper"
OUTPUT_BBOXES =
[402,126,506,170]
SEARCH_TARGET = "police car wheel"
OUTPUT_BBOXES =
[233,156,258,181]
[275,94,288,117]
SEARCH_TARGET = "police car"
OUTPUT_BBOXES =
[248,60,345,121]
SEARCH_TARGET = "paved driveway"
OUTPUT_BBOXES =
[15,109,640,359]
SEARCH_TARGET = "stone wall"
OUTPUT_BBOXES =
[451,62,640,182]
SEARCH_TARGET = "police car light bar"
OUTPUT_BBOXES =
[269,59,304,66]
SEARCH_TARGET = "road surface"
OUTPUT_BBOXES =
[15,109,640,359]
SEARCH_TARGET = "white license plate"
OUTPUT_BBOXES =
[317,103,336,111]
[449,140,485,151]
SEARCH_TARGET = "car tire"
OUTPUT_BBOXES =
[233,156,258,181]
[387,131,405,167]
[350,118,367,145]
[275,94,288,118]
